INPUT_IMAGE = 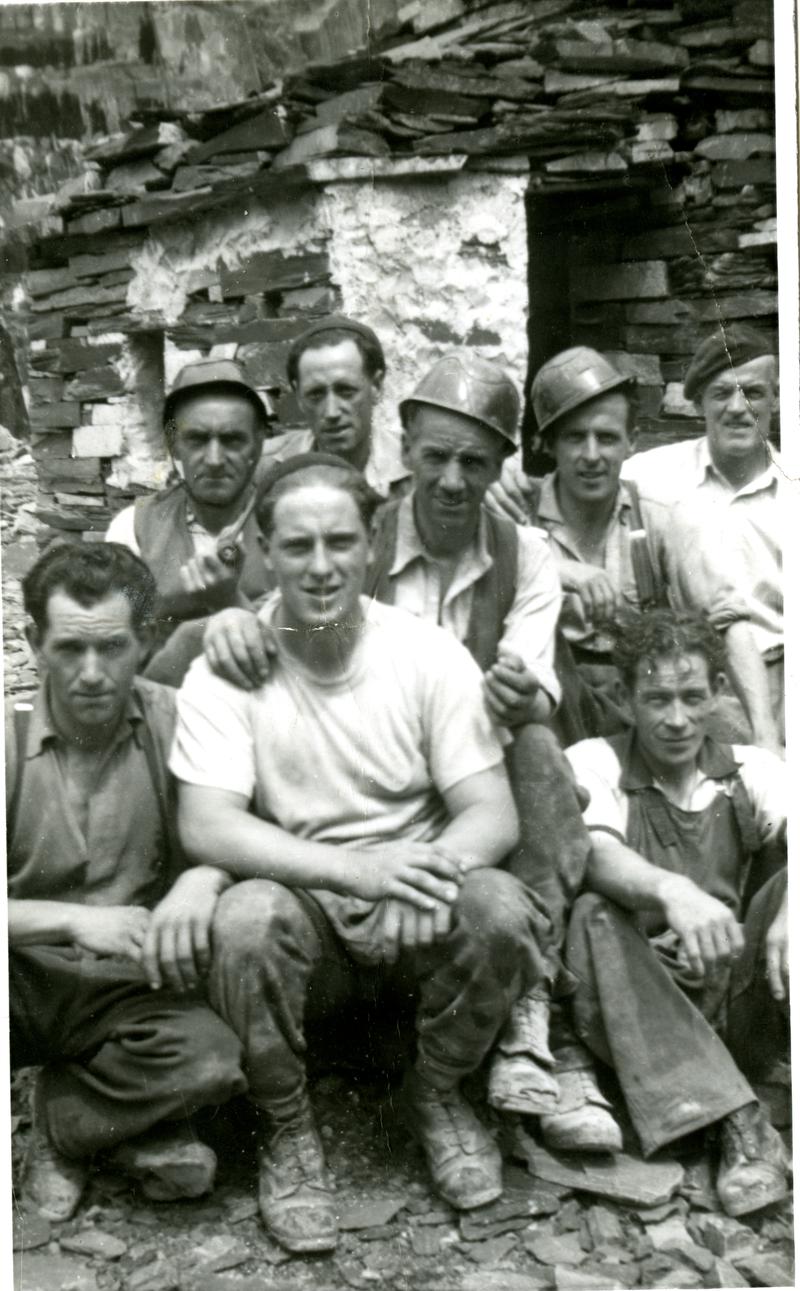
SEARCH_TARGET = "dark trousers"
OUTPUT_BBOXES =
[505,724,591,966]
[208,869,549,1121]
[565,870,788,1156]
[10,946,247,1159]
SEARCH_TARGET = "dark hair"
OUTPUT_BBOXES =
[611,609,727,691]
[254,454,381,537]
[544,384,638,451]
[23,541,156,635]
[288,327,386,387]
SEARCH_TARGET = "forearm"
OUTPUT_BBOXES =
[179,801,363,895]
[723,620,779,748]
[586,831,682,914]
[436,799,519,872]
[9,899,84,946]
[154,582,241,624]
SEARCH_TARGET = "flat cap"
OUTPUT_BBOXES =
[683,324,776,402]
[163,359,275,427]
[287,315,385,381]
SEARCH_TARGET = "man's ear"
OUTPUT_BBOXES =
[400,429,412,470]
[134,622,155,663]
[257,530,274,570]
[25,621,42,660]
[370,369,385,402]
[710,670,727,697]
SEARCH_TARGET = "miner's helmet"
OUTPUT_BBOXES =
[399,351,521,452]
[163,359,276,431]
[531,346,633,439]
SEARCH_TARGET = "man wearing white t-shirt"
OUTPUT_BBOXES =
[168,455,551,1255]
[562,609,788,1218]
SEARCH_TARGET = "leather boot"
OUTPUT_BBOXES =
[488,991,560,1116]
[716,1100,789,1217]
[539,1044,623,1154]
[405,1071,503,1210]
[24,1073,88,1222]
[257,1100,338,1254]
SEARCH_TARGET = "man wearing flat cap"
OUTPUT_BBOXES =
[259,314,409,498]
[623,324,784,743]
[105,359,275,679]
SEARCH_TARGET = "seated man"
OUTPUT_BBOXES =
[7,542,246,1220]
[200,352,611,1144]
[169,456,552,1253]
[563,609,789,1216]
[261,313,409,498]
[106,359,275,682]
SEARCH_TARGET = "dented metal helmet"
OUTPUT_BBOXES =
[532,346,633,437]
[399,351,521,449]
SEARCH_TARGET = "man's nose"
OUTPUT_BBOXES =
[322,390,342,422]
[441,458,465,492]
[664,699,689,728]
[581,433,601,461]
[204,437,224,466]
[726,386,749,415]
[79,648,104,687]
[309,540,334,577]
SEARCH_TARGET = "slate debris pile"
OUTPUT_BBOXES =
[6,0,777,535]
[7,1066,794,1291]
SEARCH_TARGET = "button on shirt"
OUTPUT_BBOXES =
[389,493,561,707]
[6,679,175,909]
[623,438,784,655]
[534,473,747,655]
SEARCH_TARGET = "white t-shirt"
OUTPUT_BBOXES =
[170,597,504,851]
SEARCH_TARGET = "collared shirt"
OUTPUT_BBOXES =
[6,678,176,909]
[623,439,784,655]
[259,428,410,499]
[534,473,747,654]
[388,492,561,706]
[565,732,786,847]
[106,497,219,559]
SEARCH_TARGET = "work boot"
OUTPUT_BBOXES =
[405,1070,503,1210]
[539,1044,623,1154]
[715,1100,789,1217]
[106,1121,217,1200]
[488,991,559,1117]
[24,1073,88,1221]
[257,1101,338,1254]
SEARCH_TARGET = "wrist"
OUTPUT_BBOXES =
[181,865,232,896]
[653,869,691,916]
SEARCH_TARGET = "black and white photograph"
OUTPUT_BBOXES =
[1,1,796,1288]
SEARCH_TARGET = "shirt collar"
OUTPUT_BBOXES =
[618,727,740,792]
[25,681,145,758]
[699,438,781,495]
[388,490,488,578]
[538,472,632,527]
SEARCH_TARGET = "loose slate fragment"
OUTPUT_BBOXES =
[460,1273,551,1291]
[13,1209,51,1250]
[60,1229,128,1259]
[410,1225,444,1256]
[465,1232,518,1264]
[189,109,288,164]
[337,1196,406,1230]
[585,1203,623,1247]
[732,1253,795,1287]
[525,1231,587,1266]
[516,1135,684,1207]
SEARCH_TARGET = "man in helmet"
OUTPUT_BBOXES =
[486,345,780,754]
[259,314,409,499]
[200,352,620,1152]
[105,359,276,683]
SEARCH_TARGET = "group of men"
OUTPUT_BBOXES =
[8,312,789,1255]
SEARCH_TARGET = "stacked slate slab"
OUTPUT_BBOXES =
[7,0,777,539]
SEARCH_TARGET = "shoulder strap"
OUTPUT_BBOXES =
[7,704,32,835]
[364,498,401,604]
[729,769,763,857]
[525,478,543,528]
[622,480,665,611]
[132,690,184,874]
[464,511,518,672]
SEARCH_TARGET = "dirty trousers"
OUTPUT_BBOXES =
[208,869,549,1119]
[505,724,591,963]
[565,871,787,1157]
[10,946,247,1159]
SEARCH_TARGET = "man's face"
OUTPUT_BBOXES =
[698,354,777,463]
[295,340,383,461]
[402,407,505,540]
[631,652,720,777]
[263,485,371,630]
[551,391,633,506]
[171,392,262,509]
[30,590,147,736]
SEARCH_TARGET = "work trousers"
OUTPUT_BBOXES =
[10,946,247,1160]
[505,724,591,967]
[565,870,788,1157]
[208,869,549,1121]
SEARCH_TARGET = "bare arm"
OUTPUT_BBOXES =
[586,829,744,978]
[437,764,519,872]
[723,620,780,753]
[177,783,462,911]
[9,899,150,960]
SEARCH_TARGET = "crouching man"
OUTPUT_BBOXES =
[7,543,247,1220]
[169,455,551,1254]
[563,609,789,1216]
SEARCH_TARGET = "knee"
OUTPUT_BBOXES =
[213,879,310,960]
[455,869,534,948]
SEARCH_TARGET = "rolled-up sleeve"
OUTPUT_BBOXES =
[565,737,629,839]
[499,527,562,706]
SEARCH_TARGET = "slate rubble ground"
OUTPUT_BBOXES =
[2,453,794,1290]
